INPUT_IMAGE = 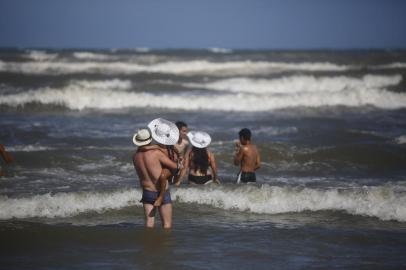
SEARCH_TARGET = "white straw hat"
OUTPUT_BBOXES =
[132,128,152,146]
[187,130,211,148]
[147,118,179,145]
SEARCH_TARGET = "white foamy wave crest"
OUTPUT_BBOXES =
[69,79,132,90]
[0,189,141,219]
[395,135,406,144]
[254,126,298,136]
[0,60,351,75]
[2,83,406,111]
[134,47,151,53]
[72,52,116,61]
[172,184,406,222]
[7,145,54,152]
[208,47,233,54]
[2,185,405,221]
[24,50,58,61]
[373,62,406,69]
[186,75,402,94]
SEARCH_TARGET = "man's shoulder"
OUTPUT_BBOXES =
[244,144,258,154]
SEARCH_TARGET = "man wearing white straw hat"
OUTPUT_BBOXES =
[132,119,181,229]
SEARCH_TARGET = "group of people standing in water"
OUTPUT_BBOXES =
[132,118,261,229]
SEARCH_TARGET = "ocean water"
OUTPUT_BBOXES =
[1,48,406,269]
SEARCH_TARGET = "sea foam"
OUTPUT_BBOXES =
[0,59,351,75]
[1,184,405,222]
[72,52,117,61]
[185,75,402,94]
[24,50,58,61]
[1,75,405,111]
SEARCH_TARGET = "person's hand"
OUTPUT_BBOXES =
[154,197,163,207]
[234,140,241,151]
[177,158,184,170]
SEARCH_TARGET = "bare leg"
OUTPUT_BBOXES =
[159,203,173,229]
[143,203,156,228]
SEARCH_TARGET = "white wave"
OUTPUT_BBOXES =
[72,52,116,61]
[135,47,151,53]
[208,47,233,54]
[254,126,298,136]
[373,62,406,69]
[7,145,54,152]
[395,135,406,144]
[0,189,141,219]
[1,184,405,221]
[68,79,132,90]
[24,50,58,61]
[0,60,351,76]
[1,83,406,111]
[172,184,406,222]
[185,75,402,94]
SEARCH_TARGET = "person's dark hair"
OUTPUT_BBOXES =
[191,147,209,175]
[176,121,187,130]
[239,128,251,141]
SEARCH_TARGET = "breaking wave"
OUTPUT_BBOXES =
[72,52,117,61]
[1,184,405,222]
[0,75,405,111]
[208,47,233,54]
[395,135,406,144]
[0,60,352,75]
[185,75,402,94]
[24,50,58,61]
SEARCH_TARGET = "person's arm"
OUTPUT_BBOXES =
[233,145,244,166]
[137,145,160,152]
[0,144,13,163]
[254,147,261,170]
[174,152,189,186]
[209,152,219,183]
[159,152,178,171]
[174,148,191,186]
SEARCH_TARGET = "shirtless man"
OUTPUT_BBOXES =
[174,121,189,158]
[233,128,261,183]
[132,129,179,229]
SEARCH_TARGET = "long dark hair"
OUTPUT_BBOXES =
[191,147,209,174]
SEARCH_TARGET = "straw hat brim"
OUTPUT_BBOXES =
[133,132,152,146]
[187,131,211,148]
[148,118,179,146]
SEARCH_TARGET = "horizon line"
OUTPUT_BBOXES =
[1,46,406,52]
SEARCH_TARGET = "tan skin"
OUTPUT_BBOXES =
[137,144,181,206]
[0,144,13,177]
[133,144,178,229]
[174,126,189,158]
[175,147,219,185]
[233,137,261,173]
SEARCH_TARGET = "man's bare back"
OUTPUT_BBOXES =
[133,147,177,191]
[233,128,261,183]
[237,144,260,172]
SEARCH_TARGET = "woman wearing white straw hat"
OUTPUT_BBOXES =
[176,131,219,185]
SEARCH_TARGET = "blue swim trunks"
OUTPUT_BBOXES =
[140,189,172,205]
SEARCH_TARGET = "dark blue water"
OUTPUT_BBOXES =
[1,49,406,269]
